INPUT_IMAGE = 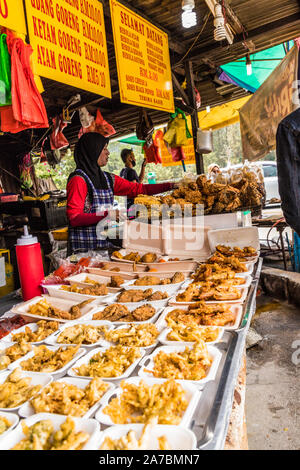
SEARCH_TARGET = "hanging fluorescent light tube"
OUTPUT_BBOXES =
[246,54,252,75]
[182,0,197,28]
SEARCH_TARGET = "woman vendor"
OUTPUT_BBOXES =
[67,132,176,253]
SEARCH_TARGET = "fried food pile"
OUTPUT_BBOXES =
[166,324,220,343]
[92,303,156,322]
[93,261,121,272]
[12,417,89,450]
[175,281,242,302]
[112,251,160,264]
[0,416,11,435]
[165,303,236,327]
[215,245,257,259]
[191,263,243,283]
[0,368,42,408]
[103,379,188,424]
[117,289,168,303]
[133,272,184,286]
[146,341,212,381]
[73,345,141,378]
[31,378,110,417]
[61,283,108,296]
[84,275,125,288]
[105,324,159,347]
[100,419,171,450]
[56,324,108,345]
[28,298,92,321]
[11,321,59,343]
[207,253,248,272]
[20,344,81,373]
[0,340,32,370]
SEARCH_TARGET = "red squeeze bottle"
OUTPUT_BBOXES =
[15,226,44,301]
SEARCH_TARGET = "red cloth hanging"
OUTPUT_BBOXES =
[0,33,48,133]
[143,129,163,164]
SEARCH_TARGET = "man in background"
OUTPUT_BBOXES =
[120,148,147,210]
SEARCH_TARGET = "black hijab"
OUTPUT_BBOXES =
[73,132,110,189]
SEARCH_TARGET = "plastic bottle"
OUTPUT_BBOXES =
[15,226,44,301]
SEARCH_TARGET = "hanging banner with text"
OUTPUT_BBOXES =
[160,119,195,167]
[0,0,27,35]
[240,46,299,161]
[109,0,174,113]
[24,0,111,97]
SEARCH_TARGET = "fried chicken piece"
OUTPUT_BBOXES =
[160,195,177,206]
[134,276,161,286]
[112,251,123,259]
[196,174,207,190]
[124,252,141,262]
[148,291,168,301]
[171,272,185,284]
[184,190,203,204]
[132,304,156,321]
[93,303,130,321]
[117,289,153,303]
[140,253,157,263]
[108,276,125,288]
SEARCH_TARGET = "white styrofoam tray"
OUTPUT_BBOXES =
[0,322,60,345]
[18,377,115,419]
[87,267,140,280]
[108,292,170,310]
[0,411,19,440]
[0,370,52,412]
[67,346,145,381]
[158,325,224,346]
[86,304,164,325]
[0,413,100,450]
[168,285,248,305]
[9,295,97,323]
[95,376,201,428]
[7,345,86,380]
[88,260,147,273]
[180,274,252,290]
[97,424,197,450]
[44,285,115,305]
[125,278,186,295]
[138,344,222,386]
[155,305,244,331]
[64,272,131,293]
[44,320,113,348]
[207,226,260,255]
[0,341,34,372]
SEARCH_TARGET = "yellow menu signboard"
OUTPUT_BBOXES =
[24,0,111,97]
[161,137,196,167]
[0,0,27,35]
[110,0,174,113]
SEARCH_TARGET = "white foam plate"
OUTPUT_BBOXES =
[0,341,32,372]
[67,346,145,381]
[125,278,185,295]
[181,274,252,290]
[155,304,244,331]
[108,292,170,310]
[0,413,100,450]
[0,322,60,345]
[158,325,224,346]
[138,345,222,386]
[0,370,52,412]
[95,376,201,428]
[45,320,113,348]
[168,285,248,305]
[18,377,115,419]
[8,345,86,379]
[97,424,197,450]
[64,272,131,293]
[0,411,19,440]
[44,285,115,306]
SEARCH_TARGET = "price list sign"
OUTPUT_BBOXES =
[0,0,27,35]
[110,0,174,112]
[24,0,111,97]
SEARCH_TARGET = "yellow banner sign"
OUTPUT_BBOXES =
[110,0,174,113]
[24,0,111,97]
[0,0,27,35]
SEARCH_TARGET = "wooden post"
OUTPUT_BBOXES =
[184,60,204,174]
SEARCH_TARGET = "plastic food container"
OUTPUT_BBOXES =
[207,226,260,256]
[0,341,32,372]
[18,377,115,419]
[97,424,197,450]
[94,376,201,428]
[67,346,145,381]
[87,267,140,280]
[44,285,115,306]
[138,345,222,386]
[107,292,170,311]
[0,322,60,345]
[180,274,252,291]
[8,345,86,380]
[158,325,224,346]
[88,261,147,273]
[0,413,100,450]
[45,320,113,348]
[155,304,244,331]
[0,370,52,412]
[125,278,185,295]
[64,273,131,293]
[0,411,19,440]
[168,285,248,305]
[85,304,164,325]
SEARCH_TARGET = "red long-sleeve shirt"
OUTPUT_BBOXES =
[67,174,174,227]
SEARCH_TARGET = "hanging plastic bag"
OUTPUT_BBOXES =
[78,108,115,138]
[136,108,154,147]
[143,129,163,164]
[0,34,11,106]
[50,115,69,150]
[170,146,186,163]
[163,108,192,147]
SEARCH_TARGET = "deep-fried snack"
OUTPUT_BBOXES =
[0,416,11,435]
[31,378,110,416]
[11,321,59,343]
[131,304,156,321]
[133,272,184,286]
[192,263,236,282]
[112,251,123,259]
[0,340,32,370]
[99,419,171,450]
[175,281,241,302]
[56,324,108,345]
[27,298,92,321]
[12,417,89,450]
[207,253,248,272]
[141,253,157,263]
[105,324,159,347]
[93,303,130,321]
[61,283,108,296]
[215,245,257,259]
[0,368,42,408]
[145,341,212,381]
[103,379,188,424]
[165,302,236,327]
[73,345,141,378]
[166,324,220,343]
[109,276,125,288]
[117,289,168,303]
[20,344,81,373]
